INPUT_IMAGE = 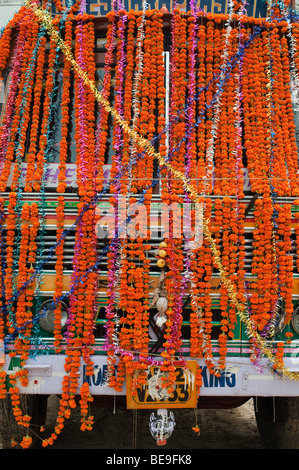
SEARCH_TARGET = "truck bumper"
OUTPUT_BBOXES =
[3,354,299,398]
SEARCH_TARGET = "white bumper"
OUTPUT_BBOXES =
[3,354,299,397]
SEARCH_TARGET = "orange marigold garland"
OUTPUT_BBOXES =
[126,10,145,195]
[212,22,224,196]
[279,28,299,197]
[275,203,294,325]
[269,26,291,197]
[189,198,213,360]
[14,203,39,386]
[129,10,160,195]
[189,199,230,379]
[71,14,97,360]
[204,19,216,195]
[7,379,32,448]
[0,13,38,191]
[0,198,5,341]
[168,9,186,196]
[95,10,116,192]
[155,11,167,162]
[196,20,206,194]
[104,10,128,388]
[109,10,127,195]
[117,239,151,394]
[0,368,6,399]
[0,20,13,72]
[42,15,98,446]
[34,35,58,191]
[218,197,245,368]
[53,196,65,352]
[5,192,18,338]
[26,202,39,324]
[120,10,135,194]
[57,19,73,194]
[134,11,151,190]
[236,202,246,308]
[79,381,94,431]
[186,13,198,194]
[143,10,163,191]
[52,0,82,14]
[10,18,40,190]
[242,31,270,195]
[219,199,232,359]
[24,34,47,192]
[0,6,35,173]
[13,204,36,388]
[224,29,242,196]
[250,195,278,340]
[294,199,299,274]
[273,341,285,372]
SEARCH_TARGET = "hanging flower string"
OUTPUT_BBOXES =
[28,4,299,376]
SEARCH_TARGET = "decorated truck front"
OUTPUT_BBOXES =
[1,0,299,449]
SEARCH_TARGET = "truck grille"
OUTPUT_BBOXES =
[1,193,298,346]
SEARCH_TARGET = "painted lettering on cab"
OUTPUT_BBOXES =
[201,366,236,388]
[83,364,108,386]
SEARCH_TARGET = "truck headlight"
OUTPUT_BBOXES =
[274,305,286,335]
[291,306,299,335]
[39,299,69,333]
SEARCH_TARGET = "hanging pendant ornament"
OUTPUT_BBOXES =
[153,312,167,329]
[157,258,166,268]
[156,241,168,268]
[156,296,168,313]
[192,408,200,436]
[155,295,168,327]
[149,409,176,446]
[152,268,168,328]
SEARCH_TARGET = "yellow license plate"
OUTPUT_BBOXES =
[126,361,198,409]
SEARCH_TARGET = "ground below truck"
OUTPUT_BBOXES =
[44,395,266,450]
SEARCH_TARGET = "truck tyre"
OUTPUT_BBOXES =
[254,396,299,449]
[0,394,48,449]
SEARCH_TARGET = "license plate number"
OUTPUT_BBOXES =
[126,361,198,409]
